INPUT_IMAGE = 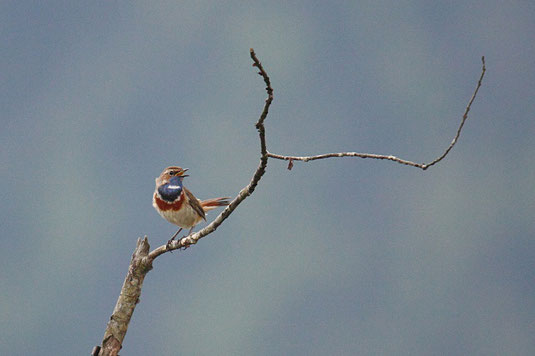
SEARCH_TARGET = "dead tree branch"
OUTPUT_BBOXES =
[268,56,486,170]
[95,49,273,356]
[94,52,485,355]
[95,238,151,356]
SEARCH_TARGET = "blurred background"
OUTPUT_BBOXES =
[1,1,534,355]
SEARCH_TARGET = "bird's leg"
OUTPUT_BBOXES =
[170,227,196,251]
[170,227,183,241]
[183,227,194,238]
[167,228,183,249]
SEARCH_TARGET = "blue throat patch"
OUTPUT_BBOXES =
[158,176,183,202]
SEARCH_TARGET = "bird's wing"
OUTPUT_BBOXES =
[184,188,206,221]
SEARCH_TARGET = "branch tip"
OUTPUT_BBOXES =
[268,56,486,171]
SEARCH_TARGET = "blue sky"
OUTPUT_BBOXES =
[1,1,534,355]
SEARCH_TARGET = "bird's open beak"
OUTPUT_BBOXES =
[180,168,189,177]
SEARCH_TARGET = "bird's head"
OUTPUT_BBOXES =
[156,166,189,186]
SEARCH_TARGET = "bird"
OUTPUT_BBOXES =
[153,166,230,245]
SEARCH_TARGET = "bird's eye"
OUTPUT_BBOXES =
[168,171,177,176]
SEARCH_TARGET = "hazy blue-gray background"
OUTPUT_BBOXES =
[2,1,534,355]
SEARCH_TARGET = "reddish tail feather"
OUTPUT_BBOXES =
[201,197,231,211]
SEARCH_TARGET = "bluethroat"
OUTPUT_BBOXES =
[153,166,230,244]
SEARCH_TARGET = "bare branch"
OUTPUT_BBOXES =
[423,56,486,169]
[97,48,273,356]
[267,151,426,169]
[147,48,273,259]
[268,56,486,171]
[96,52,486,355]
[98,238,152,356]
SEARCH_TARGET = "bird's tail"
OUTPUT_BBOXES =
[201,197,231,212]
